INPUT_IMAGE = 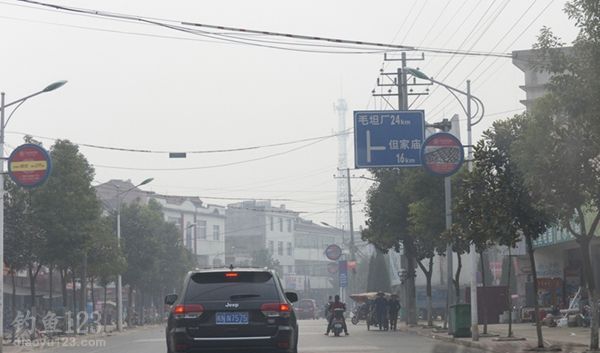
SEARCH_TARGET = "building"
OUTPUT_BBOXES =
[225,200,346,299]
[148,194,226,268]
[225,200,298,274]
[293,219,345,300]
[95,180,226,268]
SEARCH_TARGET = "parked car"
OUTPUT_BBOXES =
[165,267,298,353]
[295,299,318,320]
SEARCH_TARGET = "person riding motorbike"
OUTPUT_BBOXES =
[324,295,349,336]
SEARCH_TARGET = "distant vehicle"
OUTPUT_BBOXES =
[165,267,299,353]
[295,299,318,320]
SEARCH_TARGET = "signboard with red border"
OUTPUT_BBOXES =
[325,244,342,261]
[8,144,52,188]
[421,133,464,177]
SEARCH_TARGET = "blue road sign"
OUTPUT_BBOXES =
[354,110,425,168]
[338,260,348,288]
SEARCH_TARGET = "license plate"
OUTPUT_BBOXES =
[216,312,249,325]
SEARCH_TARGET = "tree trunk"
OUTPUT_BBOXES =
[578,236,599,350]
[426,258,433,327]
[127,286,134,327]
[49,266,53,311]
[28,263,41,323]
[90,277,95,312]
[525,234,544,348]
[103,285,108,334]
[454,254,462,304]
[10,271,16,342]
[60,268,68,308]
[480,251,488,334]
[80,253,87,314]
[72,274,77,323]
[507,249,513,337]
[404,239,418,325]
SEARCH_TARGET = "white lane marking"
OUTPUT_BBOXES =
[133,338,165,343]
[300,346,381,352]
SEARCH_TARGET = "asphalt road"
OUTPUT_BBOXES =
[16,319,485,353]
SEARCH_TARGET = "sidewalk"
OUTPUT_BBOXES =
[3,324,157,353]
[399,322,592,353]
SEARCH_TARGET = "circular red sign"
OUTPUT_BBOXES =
[325,244,342,261]
[8,144,52,188]
[421,133,464,177]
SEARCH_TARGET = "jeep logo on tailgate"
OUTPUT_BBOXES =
[225,302,239,308]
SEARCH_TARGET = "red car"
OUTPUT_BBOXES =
[295,299,319,320]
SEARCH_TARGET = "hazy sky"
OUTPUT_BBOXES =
[0,0,579,228]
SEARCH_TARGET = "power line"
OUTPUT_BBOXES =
[15,0,512,58]
[91,135,330,171]
[6,129,351,154]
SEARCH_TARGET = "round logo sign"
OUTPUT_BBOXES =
[325,244,342,261]
[8,144,52,188]
[421,133,464,177]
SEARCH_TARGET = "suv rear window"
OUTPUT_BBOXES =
[185,272,280,302]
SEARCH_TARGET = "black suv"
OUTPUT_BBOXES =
[165,267,298,353]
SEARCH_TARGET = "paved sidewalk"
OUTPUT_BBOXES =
[3,324,158,353]
[399,322,593,353]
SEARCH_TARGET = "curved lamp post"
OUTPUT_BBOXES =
[404,67,485,341]
[113,177,153,332]
[0,81,67,352]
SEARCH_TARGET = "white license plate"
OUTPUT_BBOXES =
[216,312,249,325]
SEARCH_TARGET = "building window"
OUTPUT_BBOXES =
[279,218,283,232]
[197,220,207,239]
[287,242,292,256]
[278,241,283,256]
[168,216,182,231]
[287,219,292,232]
[269,241,274,254]
[213,225,220,241]
[270,216,274,231]
[287,265,294,274]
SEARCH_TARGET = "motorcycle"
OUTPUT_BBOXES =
[331,308,346,337]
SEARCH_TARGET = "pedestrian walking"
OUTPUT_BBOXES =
[388,294,401,330]
[373,292,388,331]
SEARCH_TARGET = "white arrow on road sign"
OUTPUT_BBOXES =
[366,130,386,163]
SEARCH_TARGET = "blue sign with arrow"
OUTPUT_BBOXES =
[354,110,425,168]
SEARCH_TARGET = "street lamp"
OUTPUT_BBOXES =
[405,67,484,341]
[0,81,67,352]
[113,177,153,332]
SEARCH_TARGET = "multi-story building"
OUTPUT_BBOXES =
[148,194,226,268]
[225,200,298,274]
[225,200,346,299]
[95,180,226,268]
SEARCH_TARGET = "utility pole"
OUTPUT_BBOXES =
[372,52,430,110]
[370,52,429,326]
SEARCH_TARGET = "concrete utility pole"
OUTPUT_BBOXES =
[370,52,430,326]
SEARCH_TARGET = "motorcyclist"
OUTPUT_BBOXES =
[324,295,349,336]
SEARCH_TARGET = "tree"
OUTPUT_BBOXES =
[407,171,445,327]
[362,169,418,324]
[251,248,282,275]
[465,117,550,345]
[365,249,391,293]
[512,3,600,346]
[32,139,102,311]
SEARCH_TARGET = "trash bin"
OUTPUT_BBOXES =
[449,304,471,337]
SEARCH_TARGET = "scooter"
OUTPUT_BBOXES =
[331,308,346,337]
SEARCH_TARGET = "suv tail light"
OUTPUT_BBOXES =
[173,304,204,319]
[261,303,291,318]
